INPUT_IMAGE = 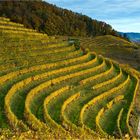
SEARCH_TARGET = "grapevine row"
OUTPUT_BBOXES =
[95,95,124,136]
[93,68,122,90]
[43,86,69,131]
[81,59,113,84]
[24,57,104,130]
[80,74,130,126]
[0,49,86,84]
[117,108,124,138]
[126,75,139,136]
[4,53,95,128]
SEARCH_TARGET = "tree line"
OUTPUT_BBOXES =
[0,0,121,37]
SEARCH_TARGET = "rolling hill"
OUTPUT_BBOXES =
[0,17,140,139]
[61,35,140,71]
[79,35,140,70]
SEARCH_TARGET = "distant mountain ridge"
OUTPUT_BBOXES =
[120,32,140,42]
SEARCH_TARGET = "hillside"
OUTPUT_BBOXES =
[79,35,140,70]
[0,0,120,37]
[0,17,140,139]
[61,35,140,70]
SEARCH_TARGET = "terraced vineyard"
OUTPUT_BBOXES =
[0,17,140,139]
[62,35,140,70]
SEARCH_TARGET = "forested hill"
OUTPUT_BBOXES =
[0,1,119,37]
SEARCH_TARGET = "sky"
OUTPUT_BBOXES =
[46,0,140,33]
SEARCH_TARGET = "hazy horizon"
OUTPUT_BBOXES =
[46,0,140,33]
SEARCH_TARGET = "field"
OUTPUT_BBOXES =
[0,17,140,139]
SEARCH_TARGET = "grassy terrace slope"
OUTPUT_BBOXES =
[0,17,140,139]
[79,35,140,70]
[61,35,140,71]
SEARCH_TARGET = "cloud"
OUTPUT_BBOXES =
[46,0,140,32]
